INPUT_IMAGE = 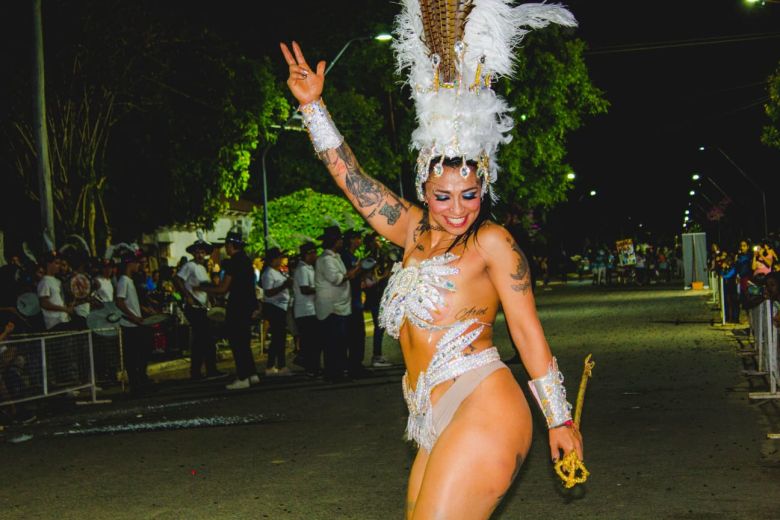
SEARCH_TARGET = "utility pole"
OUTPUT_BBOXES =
[33,0,55,251]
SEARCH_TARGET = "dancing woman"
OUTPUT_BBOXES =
[281,2,582,517]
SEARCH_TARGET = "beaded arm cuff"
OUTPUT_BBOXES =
[528,357,573,429]
[299,99,344,153]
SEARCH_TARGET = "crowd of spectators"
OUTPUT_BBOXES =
[709,233,780,325]
[529,241,684,289]
[0,225,401,417]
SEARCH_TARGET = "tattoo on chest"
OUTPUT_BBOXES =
[507,238,531,294]
[455,306,488,320]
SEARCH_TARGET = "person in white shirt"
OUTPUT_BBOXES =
[37,252,73,331]
[261,247,292,376]
[293,242,319,377]
[314,226,361,382]
[174,239,224,381]
[93,259,115,304]
[115,252,150,394]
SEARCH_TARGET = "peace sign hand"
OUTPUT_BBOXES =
[280,41,326,106]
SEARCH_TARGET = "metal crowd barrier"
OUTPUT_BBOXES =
[747,299,779,402]
[710,272,725,325]
[0,329,119,408]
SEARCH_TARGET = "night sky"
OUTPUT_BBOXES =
[3,0,779,249]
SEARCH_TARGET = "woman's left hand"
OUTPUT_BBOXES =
[549,424,584,463]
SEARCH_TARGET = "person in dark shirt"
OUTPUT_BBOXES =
[203,231,259,390]
[340,229,369,378]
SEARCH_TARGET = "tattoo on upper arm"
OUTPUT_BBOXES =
[318,144,408,226]
[507,238,532,294]
[379,202,402,225]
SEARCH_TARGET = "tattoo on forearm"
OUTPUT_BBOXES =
[318,143,408,225]
[507,238,531,294]
[455,306,488,320]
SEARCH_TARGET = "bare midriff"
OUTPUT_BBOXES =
[399,247,499,398]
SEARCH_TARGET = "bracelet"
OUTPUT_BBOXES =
[299,99,343,153]
[528,357,573,429]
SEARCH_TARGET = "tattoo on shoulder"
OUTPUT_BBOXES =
[413,211,430,243]
[507,238,531,294]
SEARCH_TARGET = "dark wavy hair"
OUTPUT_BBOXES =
[422,157,494,253]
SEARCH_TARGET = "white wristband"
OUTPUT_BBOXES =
[299,99,344,152]
[528,357,573,429]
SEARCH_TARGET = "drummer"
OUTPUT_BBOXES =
[116,250,151,394]
[175,238,224,381]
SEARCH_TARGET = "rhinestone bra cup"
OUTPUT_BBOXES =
[378,252,458,339]
[379,252,500,451]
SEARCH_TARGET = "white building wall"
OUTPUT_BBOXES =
[149,214,253,265]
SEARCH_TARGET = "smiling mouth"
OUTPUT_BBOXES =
[444,216,468,227]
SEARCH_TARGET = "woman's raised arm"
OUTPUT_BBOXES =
[280,42,420,247]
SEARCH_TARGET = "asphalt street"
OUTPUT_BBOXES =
[2,282,779,519]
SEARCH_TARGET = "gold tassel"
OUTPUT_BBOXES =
[554,354,594,489]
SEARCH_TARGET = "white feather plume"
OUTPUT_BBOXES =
[22,242,37,264]
[66,234,91,255]
[393,0,577,201]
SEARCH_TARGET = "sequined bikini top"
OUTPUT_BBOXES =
[378,252,460,339]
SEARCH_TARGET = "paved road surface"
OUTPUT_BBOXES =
[2,283,779,519]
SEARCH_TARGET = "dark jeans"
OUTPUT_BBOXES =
[724,279,740,323]
[346,307,366,374]
[264,303,287,369]
[121,325,151,391]
[319,313,348,380]
[367,305,385,357]
[184,306,217,378]
[226,311,256,380]
[295,315,320,374]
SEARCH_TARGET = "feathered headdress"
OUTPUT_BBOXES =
[393,0,577,201]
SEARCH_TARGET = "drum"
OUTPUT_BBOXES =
[206,307,226,323]
[70,273,91,300]
[142,314,170,326]
[16,292,40,317]
[86,302,123,337]
[360,257,377,271]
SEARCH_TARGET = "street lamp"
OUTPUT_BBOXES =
[589,189,597,196]
[325,33,393,75]
[698,145,768,237]
[689,190,695,196]
[691,173,700,181]
[566,172,576,180]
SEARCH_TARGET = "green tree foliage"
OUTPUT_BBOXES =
[247,188,366,254]
[267,23,606,222]
[762,64,780,149]
[2,0,289,250]
[497,28,609,211]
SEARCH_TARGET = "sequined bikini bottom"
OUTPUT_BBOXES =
[402,346,503,452]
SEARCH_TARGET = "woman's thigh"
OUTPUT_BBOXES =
[410,368,532,520]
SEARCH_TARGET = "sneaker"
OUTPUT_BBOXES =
[226,378,251,390]
[249,374,260,385]
[372,356,392,368]
[276,367,292,377]
[265,367,279,377]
